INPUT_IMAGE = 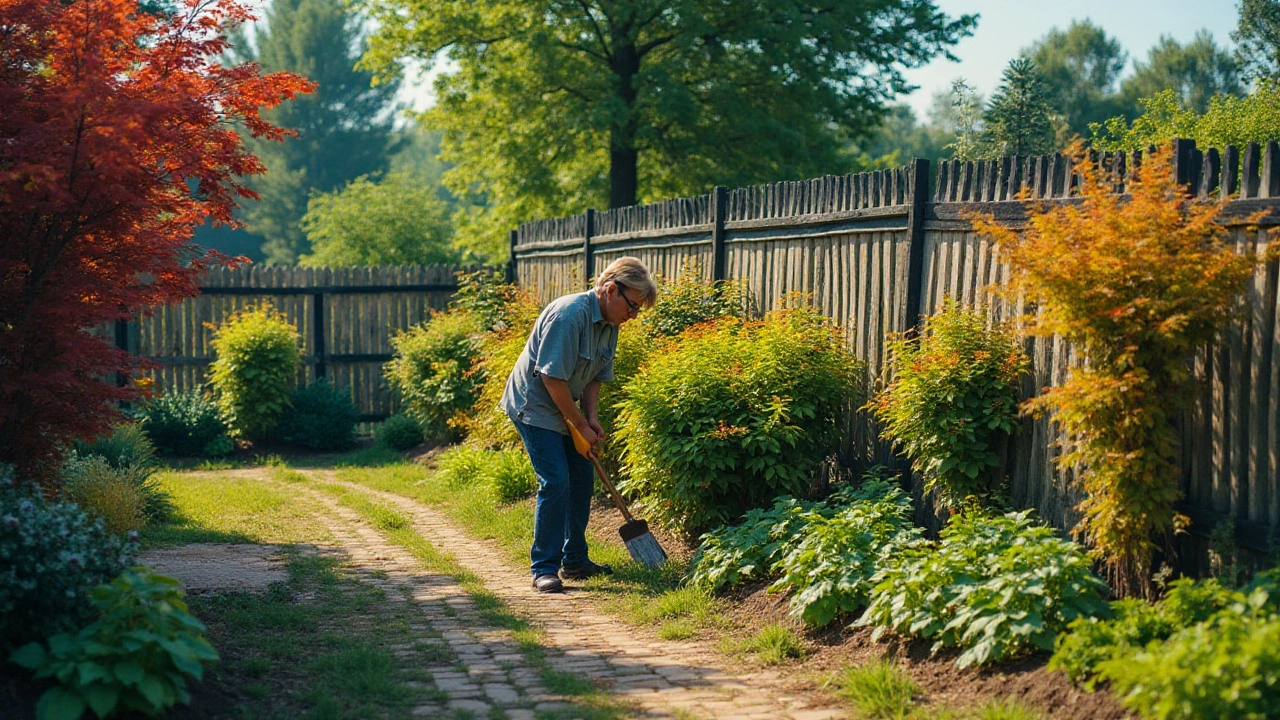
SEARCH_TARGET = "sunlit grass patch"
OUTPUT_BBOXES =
[140,471,330,547]
[837,659,919,720]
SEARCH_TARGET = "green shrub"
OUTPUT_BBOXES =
[11,567,218,719]
[0,467,137,652]
[1097,594,1280,720]
[488,447,537,502]
[139,390,232,457]
[456,289,543,450]
[858,511,1110,668]
[280,380,359,451]
[386,309,485,441]
[376,414,424,451]
[59,455,147,535]
[772,482,918,626]
[1049,576,1248,688]
[688,495,830,592]
[209,307,301,441]
[871,300,1028,509]
[74,423,156,470]
[616,305,862,535]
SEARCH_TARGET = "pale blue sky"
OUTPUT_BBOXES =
[900,0,1242,118]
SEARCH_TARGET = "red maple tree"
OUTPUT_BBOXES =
[0,0,315,477]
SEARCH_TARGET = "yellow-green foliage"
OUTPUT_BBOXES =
[1092,79,1280,151]
[973,143,1272,596]
[208,307,301,441]
[871,300,1028,509]
[457,291,542,450]
[60,456,147,536]
[386,308,486,440]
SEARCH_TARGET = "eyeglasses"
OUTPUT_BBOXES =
[614,282,642,314]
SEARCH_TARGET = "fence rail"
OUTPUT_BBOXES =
[117,265,479,420]
[510,139,1280,571]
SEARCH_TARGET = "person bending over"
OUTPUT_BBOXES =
[499,257,657,593]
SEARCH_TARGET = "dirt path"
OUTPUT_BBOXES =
[285,469,846,720]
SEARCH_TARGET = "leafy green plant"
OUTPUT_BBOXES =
[279,380,359,451]
[0,467,137,652]
[11,567,218,720]
[456,287,543,450]
[138,390,232,458]
[74,423,156,471]
[375,414,424,451]
[1091,80,1280,151]
[859,511,1110,668]
[386,308,485,441]
[208,307,302,441]
[838,659,919,720]
[689,495,830,592]
[1098,587,1280,720]
[64,438,172,527]
[436,445,489,489]
[616,305,862,535]
[871,300,1028,509]
[1050,576,1249,688]
[488,447,537,502]
[772,483,918,626]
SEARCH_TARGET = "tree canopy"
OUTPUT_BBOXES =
[237,0,401,264]
[1024,20,1129,139]
[1092,79,1280,151]
[1121,31,1243,114]
[359,0,976,258]
[1234,0,1280,83]
[300,171,458,267]
[0,0,310,476]
[983,58,1055,157]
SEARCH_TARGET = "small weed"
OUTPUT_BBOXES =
[240,656,272,677]
[966,699,1046,720]
[272,466,310,483]
[257,453,287,467]
[742,623,807,664]
[838,660,919,720]
[658,619,697,640]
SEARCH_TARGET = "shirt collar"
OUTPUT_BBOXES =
[587,289,604,325]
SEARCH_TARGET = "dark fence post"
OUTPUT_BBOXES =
[711,186,728,282]
[583,209,596,289]
[313,293,326,381]
[903,158,931,330]
[1172,138,1199,193]
[507,229,518,284]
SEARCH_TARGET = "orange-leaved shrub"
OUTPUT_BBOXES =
[973,142,1275,597]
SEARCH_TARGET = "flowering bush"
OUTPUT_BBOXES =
[0,466,137,651]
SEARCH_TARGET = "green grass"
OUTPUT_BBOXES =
[837,660,920,720]
[737,623,807,665]
[919,699,1046,720]
[139,471,332,547]
[189,551,438,719]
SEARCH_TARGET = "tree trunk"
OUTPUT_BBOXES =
[608,38,640,209]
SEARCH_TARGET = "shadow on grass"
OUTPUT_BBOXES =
[138,508,255,547]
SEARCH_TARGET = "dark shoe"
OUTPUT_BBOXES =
[560,560,614,581]
[532,574,563,593]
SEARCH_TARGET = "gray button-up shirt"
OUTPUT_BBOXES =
[499,290,617,435]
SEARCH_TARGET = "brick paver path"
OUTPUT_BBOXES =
[279,469,843,720]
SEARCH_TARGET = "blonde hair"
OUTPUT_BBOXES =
[595,257,657,308]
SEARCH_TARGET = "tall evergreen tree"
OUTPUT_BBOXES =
[358,0,976,258]
[236,0,400,264]
[1121,31,1243,114]
[983,58,1055,157]
[1234,0,1280,83]
[1025,20,1129,139]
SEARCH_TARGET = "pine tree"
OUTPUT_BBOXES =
[983,58,1055,157]
[235,0,400,264]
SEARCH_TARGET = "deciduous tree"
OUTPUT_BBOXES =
[358,0,976,257]
[1234,0,1280,83]
[0,0,312,477]
[1025,20,1129,139]
[1121,31,1243,114]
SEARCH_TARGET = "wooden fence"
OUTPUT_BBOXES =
[510,139,1280,567]
[117,265,471,420]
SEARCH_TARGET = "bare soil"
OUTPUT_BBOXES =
[136,543,289,594]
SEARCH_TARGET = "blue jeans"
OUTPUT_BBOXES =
[512,420,594,577]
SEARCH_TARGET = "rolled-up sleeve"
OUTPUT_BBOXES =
[532,311,580,381]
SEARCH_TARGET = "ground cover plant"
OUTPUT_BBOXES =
[11,568,218,720]
[0,467,138,652]
[209,307,302,442]
[973,142,1274,597]
[616,304,861,535]
[858,510,1109,668]
[688,495,834,592]
[872,300,1028,509]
